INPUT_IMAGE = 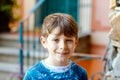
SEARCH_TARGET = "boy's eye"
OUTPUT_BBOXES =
[53,39,59,42]
[66,39,73,42]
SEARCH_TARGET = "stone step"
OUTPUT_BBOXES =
[0,62,19,73]
[0,62,28,80]
[0,62,19,80]
[0,33,48,79]
[0,47,48,63]
[0,33,18,47]
[0,33,41,49]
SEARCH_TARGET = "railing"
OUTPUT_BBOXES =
[71,40,112,80]
[18,0,45,79]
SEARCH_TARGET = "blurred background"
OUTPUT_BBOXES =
[0,0,110,80]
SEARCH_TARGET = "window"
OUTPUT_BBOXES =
[79,0,92,33]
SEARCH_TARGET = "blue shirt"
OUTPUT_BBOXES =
[24,61,88,80]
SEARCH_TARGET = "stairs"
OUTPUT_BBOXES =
[0,33,47,80]
[0,32,90,80]
[0,33,20,80]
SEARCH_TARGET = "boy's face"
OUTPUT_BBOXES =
[41,27,77,64]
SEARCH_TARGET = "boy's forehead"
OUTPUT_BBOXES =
[48,26,77,38]
[50,27,61,34]
[48,33,75,39]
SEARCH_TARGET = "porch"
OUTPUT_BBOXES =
[0,31,105,80]
[0,0,110,80]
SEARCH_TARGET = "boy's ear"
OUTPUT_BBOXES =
[40,36,47,48]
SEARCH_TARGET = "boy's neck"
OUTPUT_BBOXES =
[44,57,69,66]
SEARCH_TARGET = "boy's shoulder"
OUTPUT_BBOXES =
[71,61,87,74]
[23,61,48,80]
[70,61,88,79]
[25,61,44,74]
[25,61,46,73]
[28,61,43,70]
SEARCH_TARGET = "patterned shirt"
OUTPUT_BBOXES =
[24,60,88,80]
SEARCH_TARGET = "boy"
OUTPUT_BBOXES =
[24,13,88,80]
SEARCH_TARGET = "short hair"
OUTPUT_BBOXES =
[42,13,78,39]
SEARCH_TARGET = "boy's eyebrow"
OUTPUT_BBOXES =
[50,33,61,36]
[50,34,75,39]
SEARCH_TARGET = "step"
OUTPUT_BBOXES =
[0,62,19,80]
[0,33,42,49]
[0,47,48,63]
[0,46,18,56]
[0,62,28,80]
[0,33,40,41]
[0,33,48,79]
[0,62,19,73]
[0,33,18,47]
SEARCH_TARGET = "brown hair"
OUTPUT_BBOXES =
[42,13,78,39]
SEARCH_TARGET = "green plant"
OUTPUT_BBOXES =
[0,0,20,22]
[0,0,21,32]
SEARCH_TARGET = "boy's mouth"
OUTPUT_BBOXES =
[57,51,69,55]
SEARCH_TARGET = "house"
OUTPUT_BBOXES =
[0,0,110,79]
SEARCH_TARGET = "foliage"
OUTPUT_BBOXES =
[0,0,21,22]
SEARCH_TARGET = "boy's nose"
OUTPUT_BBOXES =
[59,41,67,50]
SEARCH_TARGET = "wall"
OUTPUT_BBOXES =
[23,0,35,31]
[89,0,110,78]
[77,0,111,79]
[18,0,111,79]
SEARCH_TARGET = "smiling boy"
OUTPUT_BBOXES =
[24,13,88,80]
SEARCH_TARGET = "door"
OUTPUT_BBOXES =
[36,0,78,27]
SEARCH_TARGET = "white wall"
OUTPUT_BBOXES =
[79,0,92,33]
[23,0,36,31]
[91,32,109,46]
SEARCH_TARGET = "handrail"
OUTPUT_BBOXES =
[20,0,45,23]
[72,53,102,59]
[19,0,45,79]
[72,53,103,62]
